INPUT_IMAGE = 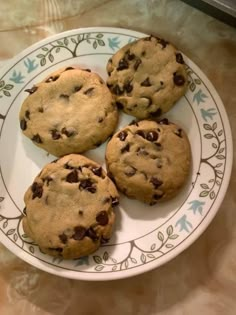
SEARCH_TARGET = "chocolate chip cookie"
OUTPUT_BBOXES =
[105,119,191,205]
[106,35,188,119]
[19,67,118,156]
[23,154,119,259]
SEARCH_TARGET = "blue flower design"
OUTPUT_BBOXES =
[201,108,217,122]
[188,200,205,215]
[10,70,25,84]
[108,36,121,51]
[193,89,208,105]
[175,215,193,233]
[24,58,38,73]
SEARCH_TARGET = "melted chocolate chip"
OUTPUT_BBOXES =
[173,73,185,86]
[112,85,123,95]
[124,82,133,93]
[127,52,135,60]
[79,179,96,193]
[116,101,124,109]
[25,86,38,94]
[134,58,142,71]
[146,131,158,142]
[43,176,53,186]
[32,134,42,143]
[82,68,91,72]
[45,75,59,83]
[84,87,95,96]
[61,127,76,137]
[74,85,82,92]
[51,158,59,163]
[129,120,139,126]
[91,166,102,177]
[64,67,74,71]
[25,110,30,120]
[117,58,129,71]
[136,130,146,139]
[31,182,43,199]
[86,227,98,241]
[150,177,163,189]
[60,94,69,99]
[64,163,74,170]
[73,226,86,240]
[158,118,169,125]
[38,107,44,113]
[98,117,104,123]
[20,119,27,130]
[111,196,119,207]
[158,38,169,48]
[59,233,67,244]
[101,237,110,244]
[175,129,182,138]
[66,169,79,183]
[118,130,128,141]
[176,53,184,64]
[96,211,109,226]
[150,108,162,117]
[121,143,130,153]
[141,77,151,87]
[51,129,61,140]
[78,210,83,215]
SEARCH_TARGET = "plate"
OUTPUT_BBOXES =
[0,27,233,281]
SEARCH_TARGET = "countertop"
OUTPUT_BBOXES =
[0,1,236,314]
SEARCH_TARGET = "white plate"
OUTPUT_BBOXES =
[0,27,233,281]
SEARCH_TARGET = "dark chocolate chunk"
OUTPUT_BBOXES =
[25,110,30,120]
[51,129,61,140]
[73,226,86,240]
[91,166,102,177]
[116,101,124,109]
[66,169,79,183]
[79,179,96,193]
[111,196,119,207]
[60,94,69,99]
[98,117,104,123]
[101,237,110,244]
[96,211,109,226]
[43,176,53,186]
[158,38,169,48]
[112,85,123,95]
[158,118,169,125]
[38,107,44,113]
[150,177,163,189]
[20,119,27,131]
[117,130,128,141]
[150,108,162,117]
[127,52,135,60]
[78,210,83,215]
[173,73,185,86]
[59,233,67,244]
[31,182,43,199]
[146,131,158,142]
[117,58,129,71]
[124,81,133,93]
[64,67,74,71]
[143,36,152,41]
[32,134,42,143]
[25,86,38,94]
[61,127,75,137]
[45,75,59,83]
[141,77,151,87]
[175,129,182,138]
[74,85,82,92]
[176,53,184,64]
[129,120,139,126]
[141,51,146,57]
[64,163,74,170]
[134,58,142,71]
[136,130,146,139]
[155,143,162,150]
[84,87,95,96]
[121,143,130,153]
[86,227,98,241]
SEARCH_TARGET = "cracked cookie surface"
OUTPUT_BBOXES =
[19,67,118,156]
[23,154,119,259]
[106,35,188,119]
[105,119,191,205]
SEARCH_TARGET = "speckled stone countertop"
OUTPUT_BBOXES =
[0,1,235,314]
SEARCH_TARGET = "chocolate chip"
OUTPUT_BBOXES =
[143,36,152,41]
[121,143,130,153]
[101,237,110,244]
[117,58,129,71]
[23,207,27,216]
[91,166,102,177]
[146,131,158,142]
[129,120,139,126]
[96,211,109,226]
[20,119,27,130]
[127,52,135,60]
[111,196,119,207]
[150,177,163,189]
[65,67,74,71]
[73,226,86,240]
[116,101,124,109]
[112,85,123,95]
[153,193,163,200]
[124,166,136,177]
[51,158,59,163]
[136,130,146,139]
[38,107,44,113]
[176,53,184,64]
[175,129,182,138]
[78,210,83,215]
[25,86,38,95]
[86,227,98,241]
[60,94,69,99]
[158,38,169,48]
[158,118,169,125]
[124,82,133,93]
[45,75,59,83]
[48,247,63,253]
[32,134,42,143]
[155,143,162,150]
[25,110,30,120]
[74,85,82,92]
[66,169,79,183]
[98,117,103,123]
[61,127,76,137]
[51,129,61,140]
[150,108,162,117]
[141,51,146,57]
[173,73,185,86]
[64,163,74,170]
[31,182,43,199]
[59,233,67,244]
[160,81,164,86]
[79,179,96,193]
[43,176,53,186]
[134,58,142,71]
[84,87,95,96]
[118,130,128,141]
[82,68,91,72]
[141,77,151,87]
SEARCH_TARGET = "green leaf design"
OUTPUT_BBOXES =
[212,143,217,149]
[167,225,173,236]
[40,58,46,66]
[13,233,18,242]
[218,130,223,136]
[166,244,174,248]
[71,38,77,44]
[200,183,209,189]
[93,255,102,264]
[6,228,15,236]
[200,190,209,197]
[150,243,156,250]
[216,155,225,160]
[4,84,13,90]
[37,54,45,58]
[55,47,60,53]
[3,90,10,97]
[95,265,104,271]
[204,134,214,139]
[169,234,179,239]
[64,37,69,46]
[93,40,98,49]
[111,258,117,263]
[147,254,155,259]
[130,257,137,264]
[57,40,63,45]
[3,220,8,228]
[218,147,225,154]
[0,80,5,88]
[216,180,221,185]
[194,78,201,85]
[212,122,217,131]
[103,251,109,262]
[42,47,49,51]
[158,231,164,241]
[141,253,146,264]
[98,39,105,46]
[209,179,214,183]
[216,170,223,175]
[29,246,35,253]
[77,34,82,42]
[189,82,195,92]
[210,191,215,200]
[48,53,54,63]
[96,33,104,38]
[112,265,117,271]
[203,124,212,130]
[122,260,129,269]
